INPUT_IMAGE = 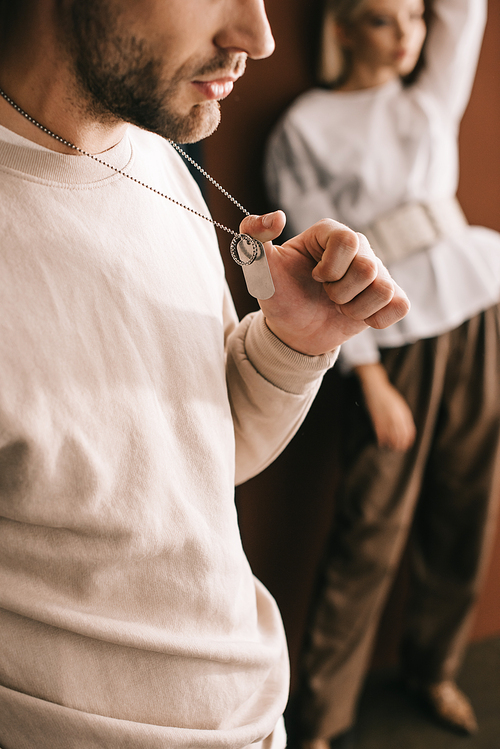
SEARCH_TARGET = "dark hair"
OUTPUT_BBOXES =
[317,0,368,86]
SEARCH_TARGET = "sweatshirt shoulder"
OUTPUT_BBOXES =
[127,125,206,209]
[127,125,188,174]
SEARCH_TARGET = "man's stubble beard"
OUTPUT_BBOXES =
[67,0,226,143]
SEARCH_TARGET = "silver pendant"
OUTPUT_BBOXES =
[230,234,275,300]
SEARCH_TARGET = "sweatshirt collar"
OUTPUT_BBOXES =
[0,123,133,185]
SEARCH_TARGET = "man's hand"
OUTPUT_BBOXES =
[240,211,410,356]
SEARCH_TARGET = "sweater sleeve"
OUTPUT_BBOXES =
[414,0,486,121]
[265,117,342,237]
[223,286,338,484]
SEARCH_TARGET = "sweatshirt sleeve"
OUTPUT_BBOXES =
[415,0,486,121]
[224,289,338,485]
[265,116,342,237]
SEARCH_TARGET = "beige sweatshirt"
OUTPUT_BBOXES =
[0,124,336,748]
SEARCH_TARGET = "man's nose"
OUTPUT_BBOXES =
[214,0,275,60]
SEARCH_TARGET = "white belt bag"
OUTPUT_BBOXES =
[361,196,468,265]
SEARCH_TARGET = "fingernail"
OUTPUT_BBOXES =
[262,213,274,228]
[312,270,325,283]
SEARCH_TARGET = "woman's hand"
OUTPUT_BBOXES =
[355,363,417,451]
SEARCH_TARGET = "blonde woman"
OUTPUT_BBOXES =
[266,0,500,747]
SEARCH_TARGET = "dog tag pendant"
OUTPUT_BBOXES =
[230,234,275,300]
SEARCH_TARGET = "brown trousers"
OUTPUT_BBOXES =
[299,305,500,740]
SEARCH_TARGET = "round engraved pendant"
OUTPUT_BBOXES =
[230,233,262,266]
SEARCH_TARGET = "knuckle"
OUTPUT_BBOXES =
[325,284,356,307]
[372,274,396,303]
[369,297,406,329]
[353,253,378,284]
[318,217,349,233]
[398,294,411,316]
[324,220,359,249]
[316,217,337,230]
[368,309,392,329]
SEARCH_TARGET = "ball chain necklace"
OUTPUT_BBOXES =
[0,87,275,300]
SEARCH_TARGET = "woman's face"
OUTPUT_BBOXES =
[341,0,426,81]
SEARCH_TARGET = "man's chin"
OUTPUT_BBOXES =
[169,101,221,144]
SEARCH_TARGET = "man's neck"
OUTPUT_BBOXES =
[0,81,128,155]
[0,10,127,155]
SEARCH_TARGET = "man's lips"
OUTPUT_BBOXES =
[191,78,236,101]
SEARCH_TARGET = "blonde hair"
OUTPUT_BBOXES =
[318,0,369,86]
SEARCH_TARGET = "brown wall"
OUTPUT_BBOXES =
[439,0,500,649]
[204,1,500,689]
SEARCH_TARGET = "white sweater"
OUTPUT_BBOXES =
[0,124,336,748]
[266,0,500,369]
